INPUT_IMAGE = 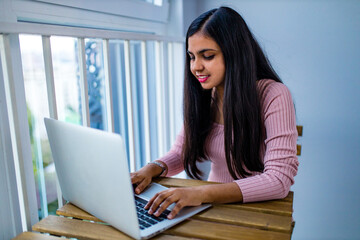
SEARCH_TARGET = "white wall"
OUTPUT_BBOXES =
[185,0,360,239]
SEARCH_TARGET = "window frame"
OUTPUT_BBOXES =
[0,0,185,237]
[33,0,169,22]
[2,0,171,35]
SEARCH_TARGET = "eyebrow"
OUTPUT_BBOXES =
[187,48,217,55]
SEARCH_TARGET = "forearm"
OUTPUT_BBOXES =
[146,182,243,219]
[199,182,243,204]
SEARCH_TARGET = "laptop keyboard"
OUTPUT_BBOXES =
[135,196,170,230]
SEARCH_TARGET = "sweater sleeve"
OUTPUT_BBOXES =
[157,127,185,176]
[235,83,299,203]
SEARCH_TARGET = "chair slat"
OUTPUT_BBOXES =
[296,125,303,156]
[296,125,303,136]
[297,144,302,156]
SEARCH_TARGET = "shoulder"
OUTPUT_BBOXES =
[257,79,294,111]
[257,79,290,96]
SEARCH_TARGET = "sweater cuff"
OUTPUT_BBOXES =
[157,150,184,177]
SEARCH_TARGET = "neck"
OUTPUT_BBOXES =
[216,84,224,101]
[213,86,224,124]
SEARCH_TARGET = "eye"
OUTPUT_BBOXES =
[188,54,195,60]
[204,55,214,60]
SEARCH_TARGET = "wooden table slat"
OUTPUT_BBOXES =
[32,215,133,240]
[282,191,294,202]
[222,200,293,217]
[57,202,292,233]
[12,232,61,240]
[154,177,220,188]
[152,235,202,240]
[32,215,290,240]
[28,177,294,240]
[166,219,291,240]
[56,203,104,222]
[193,206,292,233]
[32,215,197,240]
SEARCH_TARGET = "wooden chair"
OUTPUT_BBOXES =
[296,125,303,156]
[292,125,303,233]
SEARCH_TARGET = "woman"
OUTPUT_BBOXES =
[131,6,299,220]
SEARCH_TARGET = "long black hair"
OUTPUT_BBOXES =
[183,7,282,179]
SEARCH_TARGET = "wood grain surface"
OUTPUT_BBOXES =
[26,177,294,240]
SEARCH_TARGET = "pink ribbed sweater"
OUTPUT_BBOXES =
[158,79,299,203]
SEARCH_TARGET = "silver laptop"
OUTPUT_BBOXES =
[44,118,211,240]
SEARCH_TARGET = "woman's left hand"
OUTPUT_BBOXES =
[144,187,204,219]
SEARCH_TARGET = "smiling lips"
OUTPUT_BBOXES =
[197,75,209,83]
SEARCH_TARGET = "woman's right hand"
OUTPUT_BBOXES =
[130,162,164,194]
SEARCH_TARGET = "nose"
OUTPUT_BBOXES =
[191,58,204,72]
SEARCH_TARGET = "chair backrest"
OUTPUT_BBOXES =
[296,125,303,156]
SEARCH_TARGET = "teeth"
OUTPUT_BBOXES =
[198,75,208,79]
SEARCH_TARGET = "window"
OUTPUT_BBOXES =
[20,34,54,219]
[3,29,183,226]
[50,36,81,124]
[0,0,184,233]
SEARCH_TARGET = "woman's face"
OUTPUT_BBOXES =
[187,32,225,92]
